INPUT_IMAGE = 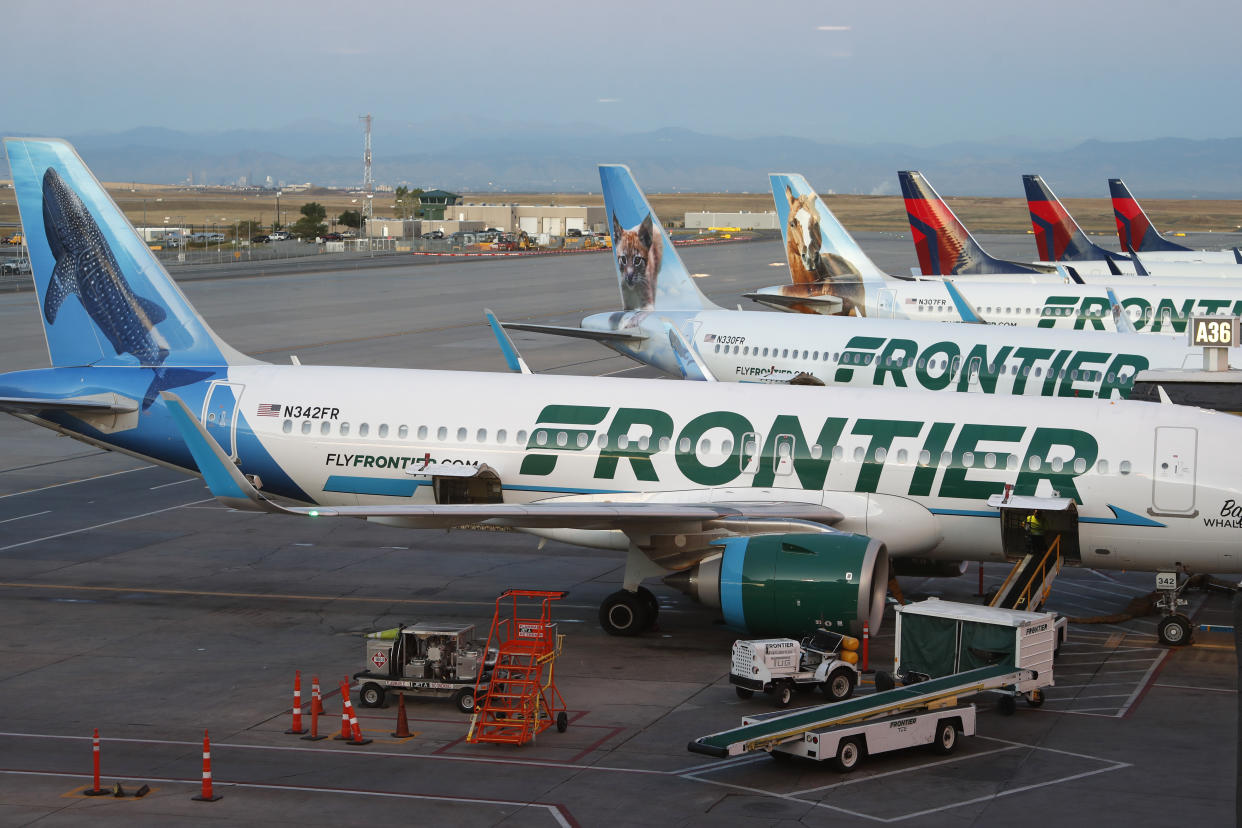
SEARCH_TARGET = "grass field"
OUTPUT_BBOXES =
[0,183,1238,237]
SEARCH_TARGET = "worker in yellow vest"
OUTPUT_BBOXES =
[1023,510,1045,556]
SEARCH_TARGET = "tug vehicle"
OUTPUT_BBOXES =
[730,628,861,706]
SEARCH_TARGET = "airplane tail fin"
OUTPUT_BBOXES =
[1023,174,1128,262]
[899,170,1047,275]
[5,138,252,371]
[1108,178,1192,253]
[599,165,718,312]
[766,173,885,316]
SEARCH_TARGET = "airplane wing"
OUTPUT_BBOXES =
[500,321,648,343]
[161,392,841,529]
[0,394,138,415]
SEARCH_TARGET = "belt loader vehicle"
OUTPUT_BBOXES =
[692,599,1055,771]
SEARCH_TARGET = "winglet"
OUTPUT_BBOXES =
[484,309,532,374]
[160,391,275,511]
[941,279,986,324]
[1105,287,1137,334]
[665,323,716,381]
[1130,250,1151,277]
[1059,264,1085,285]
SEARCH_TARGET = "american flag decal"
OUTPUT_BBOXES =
[704,333,716,342]
[256,403,283,417]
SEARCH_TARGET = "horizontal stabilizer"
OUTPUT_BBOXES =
[500,321,648,343]
[0,394,138,415]
[743,290,844,315]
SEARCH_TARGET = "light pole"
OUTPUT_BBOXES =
[275,190,282,231]
[366,194,374,257]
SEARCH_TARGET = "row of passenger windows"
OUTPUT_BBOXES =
[709,345,1124,383]
[915,304,1190,320]
[279,418,1135,475]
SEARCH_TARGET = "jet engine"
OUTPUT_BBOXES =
[664,532,888,636]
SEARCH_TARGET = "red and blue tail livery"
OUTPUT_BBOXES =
[1108,178,1192,253]
[1023,174,1129,263]
[899,171,1046,276]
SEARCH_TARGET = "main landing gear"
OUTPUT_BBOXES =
[1155,569,1193,647]
[599,586,659,636]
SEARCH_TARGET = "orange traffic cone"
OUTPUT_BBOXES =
[84,728,108,796]
[191,729,222,802]
[334,679,352,740]
[302,675,327,741]
[391,693,411,738]
[285,670,307,735]
[341,677,371,746]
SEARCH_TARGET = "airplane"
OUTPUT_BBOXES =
[903,170,1242,280]
[3,139,1240,649]
[501,166,1242,398]
[750,174,1242,334]
[1110,178,1241,264]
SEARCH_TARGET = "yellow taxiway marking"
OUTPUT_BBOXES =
[0,581,496,607]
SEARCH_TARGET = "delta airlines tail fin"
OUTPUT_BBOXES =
[1023,174,1129,262]
[599,165,718,312]
[1108,178,1192,253]
[755,173,886,316]
[899,170,1048,276]
[5,138,253,373]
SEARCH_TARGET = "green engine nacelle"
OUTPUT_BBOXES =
[664,532,889,637]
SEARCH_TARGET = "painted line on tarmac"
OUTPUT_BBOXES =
[784,744,1023,797]
[0,464,154,501]
[0,581,686,613]
[0,499,214,552]
[149,478,200,490]
[0,769,574,827]
[0,510,50,524]
[1153,682,1236,693]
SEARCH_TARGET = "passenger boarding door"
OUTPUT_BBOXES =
[877,289,898,319]
[201,381,245,461]
[773,434,795,477]
[1151,427,1197,517]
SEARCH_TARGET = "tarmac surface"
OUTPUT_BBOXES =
[0,233,1238,826]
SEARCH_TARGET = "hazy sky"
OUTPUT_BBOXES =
[9,0,1242,145]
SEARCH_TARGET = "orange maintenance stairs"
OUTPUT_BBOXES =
[467,589,568,745]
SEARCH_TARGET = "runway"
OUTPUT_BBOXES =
[0,234,1236,826]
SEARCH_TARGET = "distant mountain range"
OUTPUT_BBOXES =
[8,120,1242,197]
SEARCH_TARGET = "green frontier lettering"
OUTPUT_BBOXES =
[752,415,847,488]
[525,405,1100,505]
[955,344,1013,393]
[1013,427,1098,503]
[834,336,884,384]
[519,404,608,476]
[594,407,674,481]
[1038,296,1077,328]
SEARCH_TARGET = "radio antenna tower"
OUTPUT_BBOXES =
[360,114,373,235]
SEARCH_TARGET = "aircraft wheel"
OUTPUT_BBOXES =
[358,683,386,708]
[599,590,650,636]
[636,586,659,629]
[1157,614,1192,647]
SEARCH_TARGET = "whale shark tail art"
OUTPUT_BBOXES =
[6,139,256,405]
